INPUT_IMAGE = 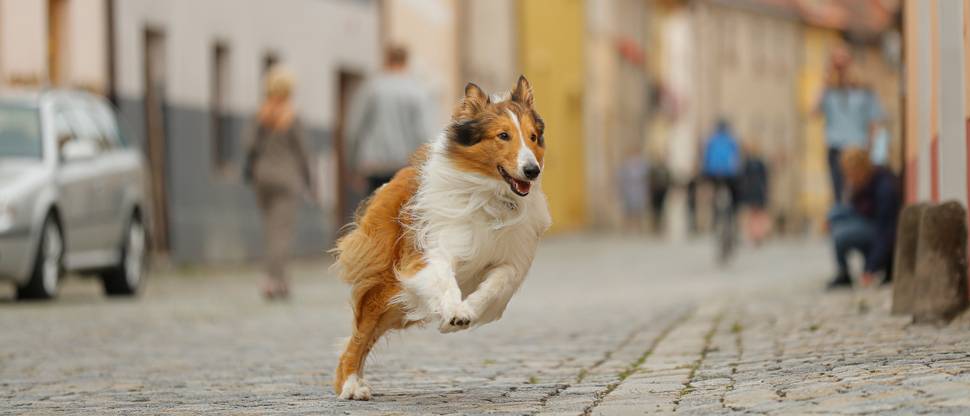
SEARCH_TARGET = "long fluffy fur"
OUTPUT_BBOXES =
[331,76,550,400]
[392,135,550,323]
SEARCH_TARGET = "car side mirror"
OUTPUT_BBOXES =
[57,133,73,150]
[60,137,97,161]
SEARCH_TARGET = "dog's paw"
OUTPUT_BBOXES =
[439,301,476,333]
[337,374,372,401]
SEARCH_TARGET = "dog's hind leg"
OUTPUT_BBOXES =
[334,283,403,400]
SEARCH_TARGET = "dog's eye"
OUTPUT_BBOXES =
[498,132,510,141]
[530,134,537,142]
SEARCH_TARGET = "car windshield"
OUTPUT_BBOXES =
[0,104,43,159]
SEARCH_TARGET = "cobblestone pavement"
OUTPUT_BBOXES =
[1,236,969,415]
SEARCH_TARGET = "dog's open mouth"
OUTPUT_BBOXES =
[498,165,532,197]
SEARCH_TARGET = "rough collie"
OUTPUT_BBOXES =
[332,76,551,400]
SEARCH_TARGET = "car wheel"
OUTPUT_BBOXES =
[101,214,146,296]
[17,215,64,300]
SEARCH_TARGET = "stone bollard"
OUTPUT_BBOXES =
[910,201,969,324]
[891,202,930,315]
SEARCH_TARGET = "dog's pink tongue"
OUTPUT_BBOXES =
[513,179,532,195]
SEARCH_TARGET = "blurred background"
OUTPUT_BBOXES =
[0,0,964,269]
[6,3,970,412]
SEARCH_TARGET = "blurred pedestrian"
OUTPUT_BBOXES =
[739,140,770,245]
[815,46,886,203]
[244,65,315,300]
[616,146,649,233]
[345,45,432,195]
[648,157,671,234]
[825,147,900,290]
[701,119,742,214]
[870,125,891,167]
[701,119,742,262]
[686,175,699,236]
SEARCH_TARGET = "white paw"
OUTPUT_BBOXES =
[338,374,372,401]
[439,301,477,333]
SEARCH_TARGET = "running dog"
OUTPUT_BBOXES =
[332,76,551,400]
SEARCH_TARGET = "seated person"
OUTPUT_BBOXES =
[827,147,901,289]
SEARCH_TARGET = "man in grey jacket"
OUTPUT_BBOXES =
[345,45,433,194]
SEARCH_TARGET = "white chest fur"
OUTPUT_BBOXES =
[400,154,551,324]
[450,208,544,293]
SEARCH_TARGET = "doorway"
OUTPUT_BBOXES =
[334,69,364,235]
[143,28,170,254]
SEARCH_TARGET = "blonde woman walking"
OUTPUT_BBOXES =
[245,66,315,299]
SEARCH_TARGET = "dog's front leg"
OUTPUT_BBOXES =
[459,264,522,327]
[400,252,470,332]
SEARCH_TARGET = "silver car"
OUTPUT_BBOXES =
[0,89,149,300]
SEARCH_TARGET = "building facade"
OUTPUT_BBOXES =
[582,0,651,229]
[383,0,457,129]
[1,0,382,264]
[640,0,805,237]
[1,0,916,263]
[0,0,109,92]
[112,0,380,263]
[640,0,902,237]
[692,0,803,231]
[903,0,969,207]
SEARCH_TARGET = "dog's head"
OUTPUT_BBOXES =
[444,76,545,197]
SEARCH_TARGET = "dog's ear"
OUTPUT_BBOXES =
[454,82,489,119]
[511,75,534,108]
[449,119,483,146]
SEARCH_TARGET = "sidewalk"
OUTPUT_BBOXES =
[1,236,968,415]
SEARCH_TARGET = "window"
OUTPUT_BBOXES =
[52,109,74,142]
[0,105,43,159]
[211,42,232,172]
[56,105,105,161]
[86,98,123,148]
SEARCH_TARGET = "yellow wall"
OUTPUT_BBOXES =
[798,27,842,230]
[519,0,586,232]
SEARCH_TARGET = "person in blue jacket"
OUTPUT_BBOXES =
[701,119,742,213]
[827,147,900,289]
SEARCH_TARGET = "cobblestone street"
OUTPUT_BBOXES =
[2,236,969,415]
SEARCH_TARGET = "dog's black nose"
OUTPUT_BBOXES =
[523,163,541,180]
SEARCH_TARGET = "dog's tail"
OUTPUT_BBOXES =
[332,228,397,326]
[331,228,388,284]
[331,166,420,327]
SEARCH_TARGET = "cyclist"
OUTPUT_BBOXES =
[701,119,742,261]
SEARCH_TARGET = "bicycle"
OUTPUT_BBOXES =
[713,180,737,264]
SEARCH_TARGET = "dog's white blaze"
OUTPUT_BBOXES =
[506,109,538,173]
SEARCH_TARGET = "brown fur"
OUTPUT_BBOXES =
[332,76,542,396]
[446,79,545,182]
[331,165,423,394]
